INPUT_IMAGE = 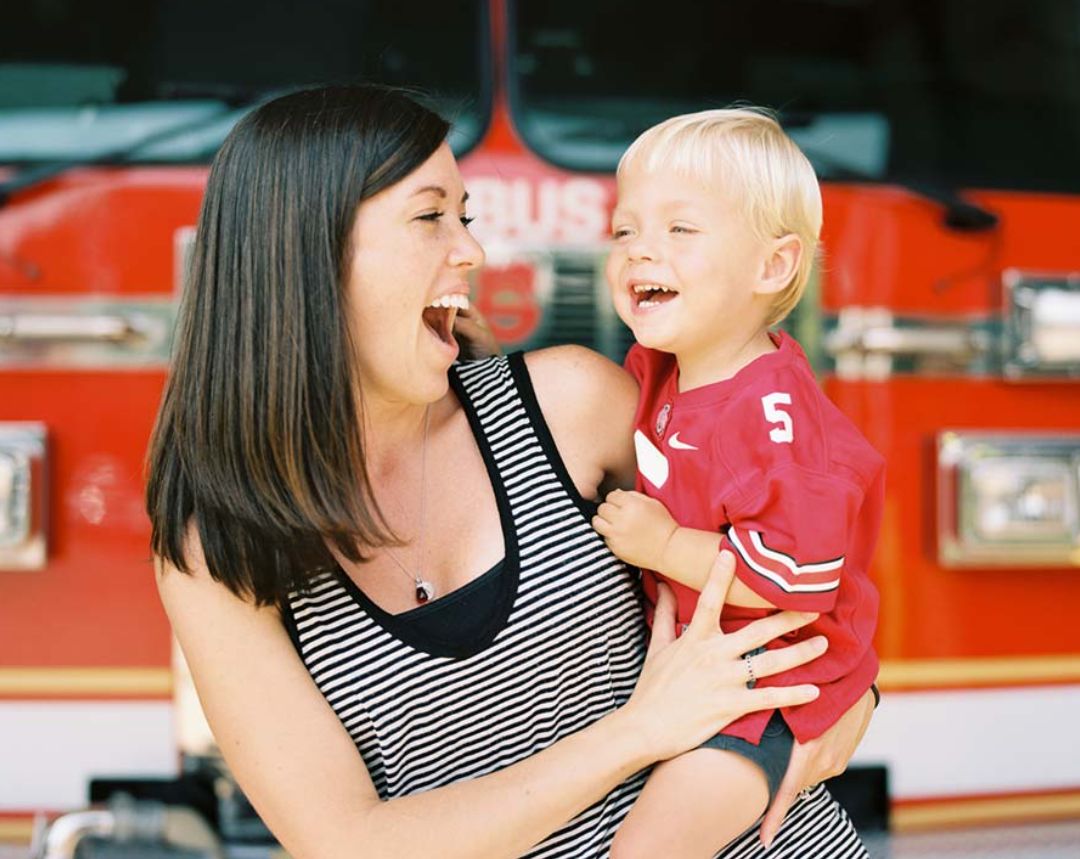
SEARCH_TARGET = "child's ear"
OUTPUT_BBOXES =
[755,234,802,296]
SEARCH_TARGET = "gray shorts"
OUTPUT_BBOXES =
[699,643,793,801]
[700,709,793,801]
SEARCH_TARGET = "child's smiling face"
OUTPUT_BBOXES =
[605,163,777,365]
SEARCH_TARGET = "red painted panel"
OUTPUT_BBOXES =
[0,168,206,296]
[820,184,1080,315]
[0,371,170,668]
[827,376,1080,661]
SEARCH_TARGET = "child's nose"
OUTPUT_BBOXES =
[627,234,658,262]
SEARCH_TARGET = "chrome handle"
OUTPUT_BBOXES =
[827,325,991,358]
[0,313,145,344]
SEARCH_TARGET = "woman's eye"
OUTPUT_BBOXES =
[460,215,475,228]
[416,212,444,222]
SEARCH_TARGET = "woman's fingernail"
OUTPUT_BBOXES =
[800,611,820,622]
[813,635,829,652]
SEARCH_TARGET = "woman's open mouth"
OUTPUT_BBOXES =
[631,283,679,309]
[422,293,469,346]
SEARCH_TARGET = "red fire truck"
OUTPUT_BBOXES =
[2,0,1079,844]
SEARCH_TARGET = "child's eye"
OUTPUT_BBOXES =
[671,225,697,234]
[611,228,632,240]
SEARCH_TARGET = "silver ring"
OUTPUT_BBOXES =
[744,653,756,689]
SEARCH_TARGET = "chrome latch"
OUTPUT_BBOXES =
[0,423,46,570]
[1003,269,1080,379]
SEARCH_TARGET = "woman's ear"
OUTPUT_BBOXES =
[755,234,802,296]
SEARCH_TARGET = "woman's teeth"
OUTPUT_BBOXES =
[426,294,470,310]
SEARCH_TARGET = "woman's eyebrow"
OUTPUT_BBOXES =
[411,185,469,204]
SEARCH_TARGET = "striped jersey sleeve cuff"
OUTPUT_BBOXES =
[724,526,843,611]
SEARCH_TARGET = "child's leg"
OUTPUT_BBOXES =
[610,748,770,859]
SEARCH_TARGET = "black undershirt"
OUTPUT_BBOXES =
[336,559,510,659]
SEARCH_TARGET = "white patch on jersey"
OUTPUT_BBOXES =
[634,429,669,489]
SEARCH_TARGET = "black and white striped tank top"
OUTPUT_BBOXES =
[285,353,647,856]
[283,353,868,858]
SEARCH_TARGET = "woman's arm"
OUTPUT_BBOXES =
[161,540,823,859]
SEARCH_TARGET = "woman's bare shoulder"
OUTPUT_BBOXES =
[523,346,639,496]
[155,523,274,621]
[523,345,637,413]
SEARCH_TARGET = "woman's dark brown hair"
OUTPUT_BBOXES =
[146,85,450,605]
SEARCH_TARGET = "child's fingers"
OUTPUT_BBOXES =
[595,502,618,522]
[591,514,613,537]
[604,489,627,506]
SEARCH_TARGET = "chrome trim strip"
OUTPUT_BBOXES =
[0,297,175,368]
[824,308,995,379]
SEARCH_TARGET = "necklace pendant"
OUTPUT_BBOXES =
[415,579,435,604]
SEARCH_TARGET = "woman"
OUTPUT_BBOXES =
[148,85,874,858]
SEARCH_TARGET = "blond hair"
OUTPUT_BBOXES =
[618,107,822,326]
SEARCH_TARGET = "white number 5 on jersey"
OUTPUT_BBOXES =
[761,392,794,443]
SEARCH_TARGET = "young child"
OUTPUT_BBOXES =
[593,108,883,857]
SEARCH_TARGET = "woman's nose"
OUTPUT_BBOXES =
[450,222,485,270]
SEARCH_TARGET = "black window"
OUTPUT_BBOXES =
[0,0,488,163]
[510,0,1080,192]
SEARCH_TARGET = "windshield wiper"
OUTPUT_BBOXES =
[779,111,999,232]
[0,94,258,208]
[802,151,999,232]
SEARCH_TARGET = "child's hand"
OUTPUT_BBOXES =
[592,489,678,570]
[453,304,502,361]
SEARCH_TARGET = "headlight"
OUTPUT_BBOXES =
[0,423,47,570]
[938,432,1080,567]
[1004,270,1080,378]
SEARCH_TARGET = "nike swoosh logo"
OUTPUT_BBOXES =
[668,432,698,451]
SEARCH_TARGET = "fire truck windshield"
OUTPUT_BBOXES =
[0,0,488,165]
[511,0,1080,193]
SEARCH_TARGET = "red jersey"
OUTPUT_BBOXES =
[625,332,882,743]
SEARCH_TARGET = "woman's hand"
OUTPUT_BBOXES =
[619,550,826,763]
[758,685,876,848]
[453,304,502,360]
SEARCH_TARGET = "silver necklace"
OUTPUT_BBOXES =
[383,405,436,604]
